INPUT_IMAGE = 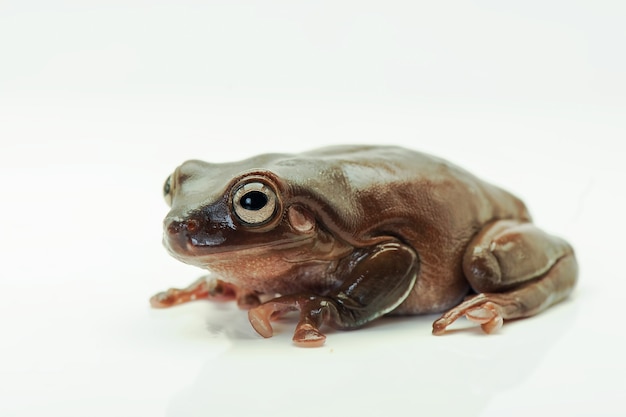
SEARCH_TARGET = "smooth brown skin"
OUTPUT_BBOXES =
[151,145,577,347]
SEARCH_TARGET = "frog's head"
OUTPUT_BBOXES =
[162,159,319,269]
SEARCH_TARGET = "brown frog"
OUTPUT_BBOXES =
[151,145,577,347]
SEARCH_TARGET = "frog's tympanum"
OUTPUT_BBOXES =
[151,145,577,347]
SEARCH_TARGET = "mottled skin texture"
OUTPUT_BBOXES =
[151,145,578,347]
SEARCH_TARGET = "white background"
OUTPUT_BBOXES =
[1,1,625,416]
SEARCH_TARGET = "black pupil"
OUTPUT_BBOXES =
[240,191,268,211]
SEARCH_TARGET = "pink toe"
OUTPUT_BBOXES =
[248,308,273,338]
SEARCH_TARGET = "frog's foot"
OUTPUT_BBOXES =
[433,220,578,336]
[432,294,506,335]
[150,276,241,308]
[248,298,327,347]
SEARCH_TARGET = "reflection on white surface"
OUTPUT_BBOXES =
[163,300,578,417]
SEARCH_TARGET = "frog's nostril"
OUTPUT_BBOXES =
[167,219,200,235]
[185,219,200,233]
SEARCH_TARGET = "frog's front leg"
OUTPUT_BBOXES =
[248,242,418,347]
[150,276,260,309]
[433,220,578,335]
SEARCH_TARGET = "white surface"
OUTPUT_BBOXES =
[1,1,625,416]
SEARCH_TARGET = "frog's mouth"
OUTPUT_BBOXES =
[163,220,316,268]
[165,233,311,255]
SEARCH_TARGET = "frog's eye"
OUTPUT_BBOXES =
[163,175,173,207]
[232,182,277,226]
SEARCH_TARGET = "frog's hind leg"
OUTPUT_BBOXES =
[150,276,259,309]
[432,220,578,335]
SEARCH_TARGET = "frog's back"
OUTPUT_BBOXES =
[271,145,530,246]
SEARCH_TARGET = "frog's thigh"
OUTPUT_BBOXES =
[463,220,573,292]
[433,220,578,335]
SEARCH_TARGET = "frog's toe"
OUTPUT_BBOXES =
[465,301,504,334]
[293,324,326,347]
[248,305,275,338]
[248,298,308,339]
[149,289,178,308]
[432,294,505,335]
[431,319,449,335]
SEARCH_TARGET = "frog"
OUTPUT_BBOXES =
[150,145,578,347]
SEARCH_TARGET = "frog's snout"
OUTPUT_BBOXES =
[164,215,227,252]
[163,217,198,254]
